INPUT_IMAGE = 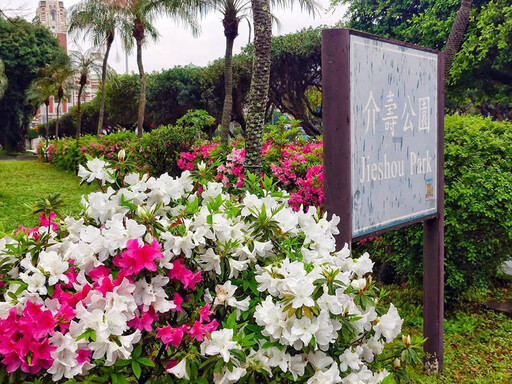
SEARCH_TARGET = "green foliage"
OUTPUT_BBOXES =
[42,130,138,171]
[39,97,115,138]
[139,110,210,176]
[26,128,39,141]
[338,0,512,118]
[104,74,140,129]
[361,115,512,296]
[0,17,66,151]
[40,110,212,176]
[387,284,512,383]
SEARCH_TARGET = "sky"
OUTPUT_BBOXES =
[3,0,346,74]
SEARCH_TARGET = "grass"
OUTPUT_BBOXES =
[390,284,512,383]
[0,160,510,383]
[0,160,96,234]
[0,149,36,157]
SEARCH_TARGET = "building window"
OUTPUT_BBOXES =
[51,10,56,21]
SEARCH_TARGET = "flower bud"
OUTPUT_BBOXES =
[198,161,206,172]
[393,358,401,370]
[402,334,411,347]
[118,149,126,162]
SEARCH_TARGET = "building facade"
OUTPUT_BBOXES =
[33,0,100,127]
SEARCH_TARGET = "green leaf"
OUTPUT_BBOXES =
[132,361,141,379]
[137,357,155,367]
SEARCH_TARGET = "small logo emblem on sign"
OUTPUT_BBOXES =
[426,179,434,200]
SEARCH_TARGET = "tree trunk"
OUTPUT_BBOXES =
[444,0,472,77]
[220,35,236,144]
[245,0,272,175]
[76,85,84,144]
[98,31,114,136]
[56,98,61,139]
[220,12,239,144]
[45,101,50,147]
[134,19,146,138]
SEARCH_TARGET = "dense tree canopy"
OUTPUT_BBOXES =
[0,17,65,151]
[338,0,512,118]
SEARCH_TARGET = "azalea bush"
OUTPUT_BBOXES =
[179,115,512,297]
[178,117,324,210]
[0,154,421,383]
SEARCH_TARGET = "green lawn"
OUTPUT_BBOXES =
[390,284,512,383]
[0,160,96,234]
[0,160,510,383]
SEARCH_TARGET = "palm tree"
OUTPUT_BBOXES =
[70,0,123,135]
[50,57,74,140]
[244,0,319,173]
[244,0,271,174]
[70,48,102,143]
[203,1,250,144]
[205,0,318,145]
[27,73,55,146]
[111,0,200,138]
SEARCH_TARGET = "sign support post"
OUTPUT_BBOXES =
[422,51,445,372]
[322,28,445,373]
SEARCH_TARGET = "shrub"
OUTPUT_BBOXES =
[0,156,421,383]
[363,115,512,296]
[137,110,211,176]
[38,110,212,175]
[180,115,512,297]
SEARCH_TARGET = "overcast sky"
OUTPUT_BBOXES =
[3,0,346,74]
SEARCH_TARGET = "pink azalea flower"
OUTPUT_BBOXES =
[168,260,202,289]
[38,212,59,231]
[77,349,92,364]
[113,239,163,275]
[199,304,212,323]
[157,325,189,347]
[172,293,183,312]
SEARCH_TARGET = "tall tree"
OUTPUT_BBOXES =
[70,48,101,143]
[444,0,472,75]
[50,56,74,140]
[206,0,319,144]
[244,0,272,174]
[26,71,55,146]
[70,0,124,136]
[0,17,64,152]
[111,0,200,138]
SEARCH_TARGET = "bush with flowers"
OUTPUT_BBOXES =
[178,117,324,211]
[37,110,211,176]
[0,151,423,383]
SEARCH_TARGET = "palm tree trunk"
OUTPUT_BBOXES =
[444,0,472,77]
[245,0,272,175]
[98,31,114,136]
[77,85,84,144]
[220,34,236,144]
[136,37,146,138]
[45,102,50,146]
[56,98,61,139]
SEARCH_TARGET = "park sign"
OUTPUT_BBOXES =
[350,33,438,237]
[322,29,445,372]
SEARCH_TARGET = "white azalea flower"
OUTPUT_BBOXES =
[167,359,189,380]
[78,158,114,186]
[200,329,241,362]
[374,304,403,343]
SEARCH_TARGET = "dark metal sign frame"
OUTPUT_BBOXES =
[322,28,445,372]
